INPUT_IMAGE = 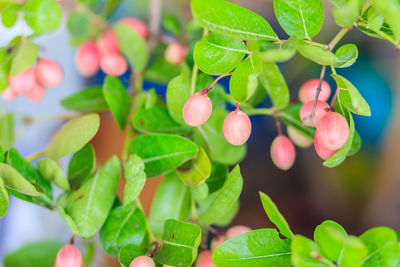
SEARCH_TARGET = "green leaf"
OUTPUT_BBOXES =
[338,236,368,267]
[198,165,243,225]
[259,191,294,239]
[56,192,81,236]
[162,14,182,35]
[258,38,297,62]
[191,0,278,41]
[194,33,247,75]
[273,0,324,39]
[104,0,122,17]
[64,156,121,238]
[144,58,181,84]
[332,74,371,116]
[214,200,239,227]
[166,73,190,125]
[297,41,337,65]
[195,109,246,165]
[0,112,14,150]
[100,203,147,256]
[0,178,9,218]
[67,11,90,39]
[366,7,384,32]
[177,146,211,186]
[118,244,146,267]
[331,0,361,27]
[206,163,228,193]
[213,229,292,267]
[60,86,109,113]
[37,158,70,190]
[278,103,315,140]
[291,235,331,267]
[0,49,11,91]
[115,23,148,71]
[123,155,146,207]
[229,55,262,102]
[154,219,201,267]
[190,183,209,202]
[67,143,96,189]
[149,172,191,237]
[334,43,358,68]
[1,4,22,28]
[348,130,361,156]
[103,76,130,130]
[45,113,100,160]
[259,62,290,109]
[129,134,199,178]
[133,107,191,134]
[314,220,347,261]
[24,0,62,34]
[10,40,39,76]
[3,240,64,267]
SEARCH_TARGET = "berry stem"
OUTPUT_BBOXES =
[273,116,283,136]
[203,72,232,94]
[235,101,240,111]
[69,235,75,245]
[305,65,326,125]
[246,107,275,116]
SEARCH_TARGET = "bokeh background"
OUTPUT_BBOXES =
[0,0,399,266]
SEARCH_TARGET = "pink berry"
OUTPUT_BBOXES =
[270,135,296,171]
[97,30,119,55]
[287,126,312,148]
[119,17,148,39]
[223,110,251,146]
[54,244,84,267]
[182,92,212,126]
[196,251,215,267]
[75,41,100,77]
[130,256,155,267]
[2,87,18,101]
[226,225,252,239]
[9,67,36,94]
[35,58,63,88]
[315,112,349,151]
[210,235,226,251]
[100,53,128,76]
[300,100,330,127]
[314,134,337,160]
[298,79,331,103]
[25,83,45,102]
[165,42,187,65]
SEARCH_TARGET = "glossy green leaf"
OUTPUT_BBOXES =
[45,113,100,160]
[68,144,96,189]
[144,58,181,84]
[64,156,121,238]
[331,0,361,27]
[230,55,262,102]
[100,203,147,256]
[198,165,243,225]
[338,236,368,267]
[149,172,191,237]
[334,43,358,68]
[37,158,70,190]
[129,134,198,178]
[60,86,109,113]
[214,200,239,227]
[3,240,64,267]
[162,14,182,35]
[154,219,201,267]
[1,4,22,28]
[123,154,146,207]
[56,192,81,236]
[314,220,347,261]
[0,178,9,218]
[291,235,330,267]
[103,76,130,130]
[133,107,191,134]
[366,7,384,32]
[10,40,39,76]
[274,0,324,39]
[67,11,90,39]
[191,0,278,41]
[24,0,62,34]
[278,103,315,140]
[0,112,14,150]
[258,38,297,62]
[259,191,294,239]
[0,49,11,91]
[213,229,292,267]
[194,33,247,75]
[177,146,211,186]
[259,62,290,109]
[104,0,122,17]
[206,163,228,194]
[190,183,209,202]
[166,73,190,125]
[118,244,146,267]
[348,130,361,156]
[297,41,337,65]
[115,23,148,71]
[332,74,371,116]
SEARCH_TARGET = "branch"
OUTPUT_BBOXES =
[148,0,162,53]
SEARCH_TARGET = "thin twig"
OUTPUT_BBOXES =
[148,0,162,53]
[202,73,232,94]
[304,65,327,125]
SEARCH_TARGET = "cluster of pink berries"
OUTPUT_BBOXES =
[2,58,63,102]
[75,18,148,77]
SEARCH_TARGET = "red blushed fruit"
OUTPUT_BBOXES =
[287,126,312,148]
[35,58,63,88]
[315,112,349,151]
[300,100,330,127]
[182,92,212,126]
[298,79,331,103]
[119,17,148,39]
[2,87,18,101]
[226,225,252,239]
[75,41,100,77]
[100,53,128,76]
[314,134,337,160]
[25,83,46,102]
[9,67,36,94]
[165,42,187,65]
[54,244,84,267]
[270,136,296,171]
[196,251,215,267]
[223,110,252,146]
[97,30,119,55]
[130,256,155,267]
